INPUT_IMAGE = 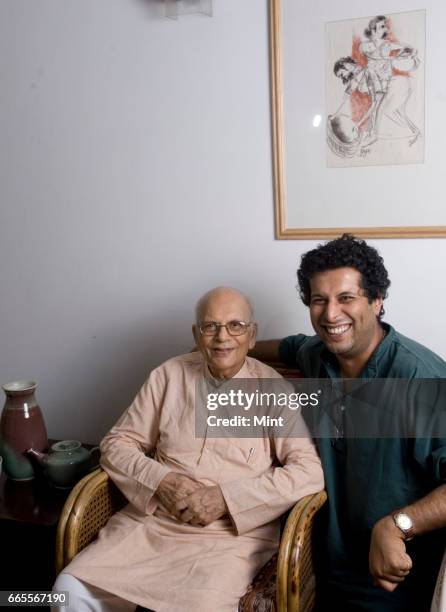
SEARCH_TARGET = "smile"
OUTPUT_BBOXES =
[324,324,351,336]
[211,348,234,355]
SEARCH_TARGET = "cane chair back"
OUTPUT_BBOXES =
[277,490,327,611]
[56,468,126,573]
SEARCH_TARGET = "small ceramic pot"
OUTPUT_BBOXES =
[28,440,100,488]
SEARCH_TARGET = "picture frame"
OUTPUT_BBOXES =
[269,0,446,239]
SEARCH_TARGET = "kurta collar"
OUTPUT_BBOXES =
[204,359,250,386]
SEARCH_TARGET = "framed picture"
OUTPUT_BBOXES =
[269,0,446,239]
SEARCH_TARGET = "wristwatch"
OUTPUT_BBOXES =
[393,511,415,541]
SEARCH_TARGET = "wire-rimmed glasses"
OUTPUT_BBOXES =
[198,321,254,336]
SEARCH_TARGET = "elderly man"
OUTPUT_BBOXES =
[252,235,446,612]
[54,286,323,612]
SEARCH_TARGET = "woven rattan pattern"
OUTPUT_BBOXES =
[299,533,316,611]
[77,487,116,549]
[61,470,126,569]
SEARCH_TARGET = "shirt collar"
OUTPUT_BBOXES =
[320,322,394,379]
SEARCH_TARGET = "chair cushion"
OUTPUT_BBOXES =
[238,553,277,611]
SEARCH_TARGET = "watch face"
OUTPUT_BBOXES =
[396,513,412,530]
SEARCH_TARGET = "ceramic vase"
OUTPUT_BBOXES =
[0,380,48,480]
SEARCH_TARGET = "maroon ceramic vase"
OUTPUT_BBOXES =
[0,380,48,480]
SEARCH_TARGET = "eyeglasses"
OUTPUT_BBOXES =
[198,321,254,336]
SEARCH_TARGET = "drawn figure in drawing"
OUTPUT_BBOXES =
[327,15,421,159]
[328,57,375,156]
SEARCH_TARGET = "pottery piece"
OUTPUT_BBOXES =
[0,380,48,480]
[28,440,100,488]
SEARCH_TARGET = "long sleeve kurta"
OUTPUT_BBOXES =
[64,353,324,612]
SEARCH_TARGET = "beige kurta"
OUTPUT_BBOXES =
[65,353,324,612]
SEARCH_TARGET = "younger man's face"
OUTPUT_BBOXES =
[309,267,382,361]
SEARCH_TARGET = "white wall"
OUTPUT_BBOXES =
[1,0,445,443]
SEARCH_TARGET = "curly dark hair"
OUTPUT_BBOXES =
[297,234,391,319]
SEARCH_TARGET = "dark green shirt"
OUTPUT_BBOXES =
[279,324,446,612]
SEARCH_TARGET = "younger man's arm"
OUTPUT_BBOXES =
[248,339,283,363]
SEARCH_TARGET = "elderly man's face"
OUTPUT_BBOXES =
[193,290,257,380]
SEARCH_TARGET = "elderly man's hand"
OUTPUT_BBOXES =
[369,516,413,592]
[175,485,228,527]
[156,473,204,516]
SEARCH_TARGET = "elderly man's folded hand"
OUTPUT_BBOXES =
[175,485,228,527]
[155,472,204,516]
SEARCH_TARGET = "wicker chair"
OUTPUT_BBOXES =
[55,469,326,611]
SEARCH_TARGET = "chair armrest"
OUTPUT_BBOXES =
[55,468,127,574]
[276,490,327,612]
